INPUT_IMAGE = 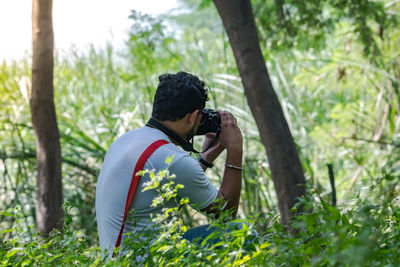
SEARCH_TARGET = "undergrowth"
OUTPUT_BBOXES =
[1,163,399,266]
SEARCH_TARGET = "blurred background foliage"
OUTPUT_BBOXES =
[1,0,399,250]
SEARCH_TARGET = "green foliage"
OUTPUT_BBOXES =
[1,0,400,264]
[1,205,101,266]
[260,192,400,266]
[1,165,399,266]
[252,0,397,58]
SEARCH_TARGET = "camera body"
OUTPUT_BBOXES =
[195,109,221,135]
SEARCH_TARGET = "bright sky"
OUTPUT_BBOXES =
[0,0,178,62]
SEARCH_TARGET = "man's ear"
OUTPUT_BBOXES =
[187,109,199,125]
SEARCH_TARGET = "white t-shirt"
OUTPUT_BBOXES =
[95,126,218,255]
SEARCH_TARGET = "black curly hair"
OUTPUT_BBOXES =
[151,71,209,121]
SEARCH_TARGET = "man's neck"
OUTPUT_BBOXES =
[160,120,188,140]
[147,117,199,153]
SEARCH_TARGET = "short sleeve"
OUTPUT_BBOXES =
[168,154,218,210]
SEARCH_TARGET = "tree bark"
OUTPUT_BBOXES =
[31,0,63,234]
[213,0,306,225]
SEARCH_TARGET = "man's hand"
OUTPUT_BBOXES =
[201,110,243,218]
[217,111,243,154]
[199,110,242,170]
[200,133,225,170]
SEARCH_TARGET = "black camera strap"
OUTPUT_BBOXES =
[146,118,200,153]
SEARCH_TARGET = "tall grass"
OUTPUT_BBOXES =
[0,4,399,263]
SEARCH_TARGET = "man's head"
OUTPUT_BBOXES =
[151,72,209,140]
[152,71,209,121]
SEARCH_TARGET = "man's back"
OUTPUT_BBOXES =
[95,126,218,255]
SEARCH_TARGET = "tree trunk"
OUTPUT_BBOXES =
[31,0,63,234]
[213,0,306,225]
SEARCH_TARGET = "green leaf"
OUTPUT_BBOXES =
[180,198,189,205]
[48,254,64,262]
[165,154,175,165]
[21,259,32,267]
[175,184,184,189]
[260,242,272,249]
[234,254,251,266]
[1,211,13,217]
[1,228,15,234]
[6,248,21,258]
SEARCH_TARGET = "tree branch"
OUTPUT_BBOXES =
[0,151,98,177]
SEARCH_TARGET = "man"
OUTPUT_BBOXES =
[95,71,243,257]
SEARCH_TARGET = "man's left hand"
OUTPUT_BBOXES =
[200,133,225,169]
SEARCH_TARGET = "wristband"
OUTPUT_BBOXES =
[198,155,214,168]
[225,163,243,171]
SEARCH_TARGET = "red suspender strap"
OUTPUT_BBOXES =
[113,139,169,256]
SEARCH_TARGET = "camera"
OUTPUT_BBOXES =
[195,109,221,135]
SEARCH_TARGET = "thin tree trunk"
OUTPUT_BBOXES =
[31,0,63,234]
[213,0,306,225]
